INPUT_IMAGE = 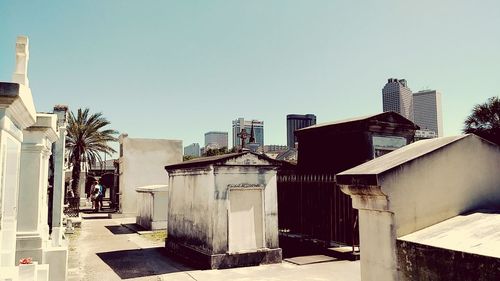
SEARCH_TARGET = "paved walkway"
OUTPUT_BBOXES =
[67,216,360,281]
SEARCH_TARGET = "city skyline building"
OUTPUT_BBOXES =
[413,89,443,137]
[382,78,414,121]
[232,118,264,149]
[287,114,317,148]
[204,131,228,149]
[184,143,200,157]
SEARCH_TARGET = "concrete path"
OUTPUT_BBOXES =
[67,216,360,281]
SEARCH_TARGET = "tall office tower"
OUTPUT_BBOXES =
[413,90,443,137]
[204,131,228,149]
[184,143,201,157]
[382,78,414,121]
[287,114,317,148]
[232,118,264,149]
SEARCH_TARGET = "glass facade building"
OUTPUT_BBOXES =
[204,131,228,149]
[382,78,414,121]
[286,114,316,148]
[413,90,443,137]
[232,118,264,149]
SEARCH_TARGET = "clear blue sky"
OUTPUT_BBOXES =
[1,1,499,149]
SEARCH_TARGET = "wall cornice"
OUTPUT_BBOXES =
[0,82,36,129]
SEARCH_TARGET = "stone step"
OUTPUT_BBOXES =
[325,246,360,261]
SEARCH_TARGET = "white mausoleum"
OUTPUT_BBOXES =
[165,151,285,269]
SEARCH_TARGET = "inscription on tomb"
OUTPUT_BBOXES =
[228,183,264,189]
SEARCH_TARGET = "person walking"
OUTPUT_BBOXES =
[94,180,104,212]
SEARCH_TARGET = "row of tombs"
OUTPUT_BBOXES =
[2,35,497,280]
[0,37,69,281]
[125,111,500,280]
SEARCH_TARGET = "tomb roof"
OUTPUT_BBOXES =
[296,111,418,134]
[336,134,497,186]
[165,151,290,171]
[398,210,500,258]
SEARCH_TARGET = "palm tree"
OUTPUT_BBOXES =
[66,108,118,197]
[463,96,500,145]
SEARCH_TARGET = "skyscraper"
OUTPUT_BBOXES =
[184,143,200,157]
[382,78,414,121]
[204,131,228,149]
[232,118,264,149]
[287,114,316,148]
[413,90,443,137]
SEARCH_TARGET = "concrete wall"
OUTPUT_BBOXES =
[136,185,168,230]
[397,240,500,280]
[212,166,278,254]
[168,167,214,254]
[381,136,500,237]
[338,135,500,281]
[166,152,282,269]
[119,136,182,216]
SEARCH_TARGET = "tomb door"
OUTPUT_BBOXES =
[228,188,264,253]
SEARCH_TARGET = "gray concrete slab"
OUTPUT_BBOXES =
[68,216,360,281]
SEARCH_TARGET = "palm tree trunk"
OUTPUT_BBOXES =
[71,154,81,198]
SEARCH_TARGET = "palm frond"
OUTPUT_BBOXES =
[66,107,119,195]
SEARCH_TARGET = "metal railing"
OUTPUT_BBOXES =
[64,197,80,217]
[277,171,359,249]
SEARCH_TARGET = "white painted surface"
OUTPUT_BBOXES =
[119,135,181,216]
[12,36,29,87]
[135,185,168,230]
[167,152,280,257]
[0,132,22,267]
[168,169,214,251]
[16,114,58,264]
[43,246,68,281]
[228,188,264,252]
[399,211,500,259]
[339,134,500,281]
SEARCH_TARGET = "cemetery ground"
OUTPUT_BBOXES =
[66,215,360,281]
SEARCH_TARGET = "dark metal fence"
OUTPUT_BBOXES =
[64,197,80,217]
[277,172,359,248]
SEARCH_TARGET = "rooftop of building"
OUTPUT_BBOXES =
[287,114,317,119]
[205,131,228,135]
[165,151,290,170]
[296,111,418,134]
[399,210,500,259]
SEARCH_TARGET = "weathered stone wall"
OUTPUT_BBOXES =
[212,166,279,254]
[136,185,168,230]
[119,136,182,216]
[167,167,214,254]
[338,134,500,281]
[397,240,500,281]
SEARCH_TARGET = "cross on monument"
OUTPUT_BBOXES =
[237,128,248,150]
[12,36,30,87]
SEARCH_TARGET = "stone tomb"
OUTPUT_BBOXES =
[16,113,58,262]
[337,134,500,281]
[136,185,168,230]
[165,152,284,269]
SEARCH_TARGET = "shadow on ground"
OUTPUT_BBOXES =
[121,223,147,233]
[105,225,136,235]
[97,247,192,279]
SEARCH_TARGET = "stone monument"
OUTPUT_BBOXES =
[12,36,29,87]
